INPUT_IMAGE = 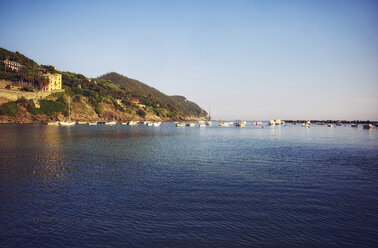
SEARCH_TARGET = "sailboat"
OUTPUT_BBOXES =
[206,107,212,126]
[60,96,75,126]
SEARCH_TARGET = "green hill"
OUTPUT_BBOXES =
[0,47,208,122]
[98,72,207,117]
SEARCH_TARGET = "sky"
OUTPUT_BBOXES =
[0,0,377,120]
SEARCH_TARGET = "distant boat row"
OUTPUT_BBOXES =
[48,120,162,126]
[47,120,377,129]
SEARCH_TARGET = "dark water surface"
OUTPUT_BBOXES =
[0,123,377,247]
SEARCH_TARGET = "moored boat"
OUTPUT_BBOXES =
[105,121,117,125]
[176,123,185,127]
[60,96,75,126]
[363,124,376,130]
[128,121,138,126]
[235,121,246,127]
[47,121,59,126]
[218,121,229,127]
[60,121,76,126]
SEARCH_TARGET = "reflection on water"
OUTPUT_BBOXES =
[0,124,377,248]
[0,125,68,183]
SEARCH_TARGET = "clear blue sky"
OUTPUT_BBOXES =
[1,0,377,120]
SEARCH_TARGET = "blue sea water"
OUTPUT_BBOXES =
[0,123,377,247]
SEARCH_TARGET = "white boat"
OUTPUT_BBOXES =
[128,121,138,126]
[60,121,76,126]
[269,120,275,126]
[47,121,59,126]
[206,121,212,126]
[105,121,117,125]
[275,119,282,125]
[235,121,246,127]
[77,121,88,125]
[121,122,128,125]
[153,122,161,127]
[218,121,230,127]
[186,123,196,127]
[60,97,75,126]
[88,122,97,125]
[176,123,185,127]
[328,124,334,127]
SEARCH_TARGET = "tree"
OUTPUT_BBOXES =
[37,75,49,91]
[136,109,146,117]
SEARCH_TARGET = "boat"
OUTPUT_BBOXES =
[128,121,138,126]
[88,122,97,125]
[363,124,376,130]
[60,121,75,126]
[351,124,358,128]
[218,121,229,127]
[47,121,59,126]
[269,120,275,126]
[199,124,206,128]
[328,124,334,127]
[186,123,196,127]
[176,123,185,127]
[105,121,117,125]
[206,121,212,126]
[153,122,161,127]
[77,121,88,125]
[121,122,128,125]
[235,121,246,127]
[60,97,75,126]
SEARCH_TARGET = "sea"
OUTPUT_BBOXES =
[0,123,377,248]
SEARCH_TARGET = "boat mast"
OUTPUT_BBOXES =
[68,96,71,122]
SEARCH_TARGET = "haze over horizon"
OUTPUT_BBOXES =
[0,0,377,120]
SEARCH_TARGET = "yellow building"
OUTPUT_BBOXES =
[42,73,62,91]
[3,59,22,71]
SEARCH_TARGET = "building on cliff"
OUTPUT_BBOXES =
[42,73,62,91]
[3,59,22,71]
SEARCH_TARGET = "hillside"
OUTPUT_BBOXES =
[98,72,207,117]
[0,47,208,123]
